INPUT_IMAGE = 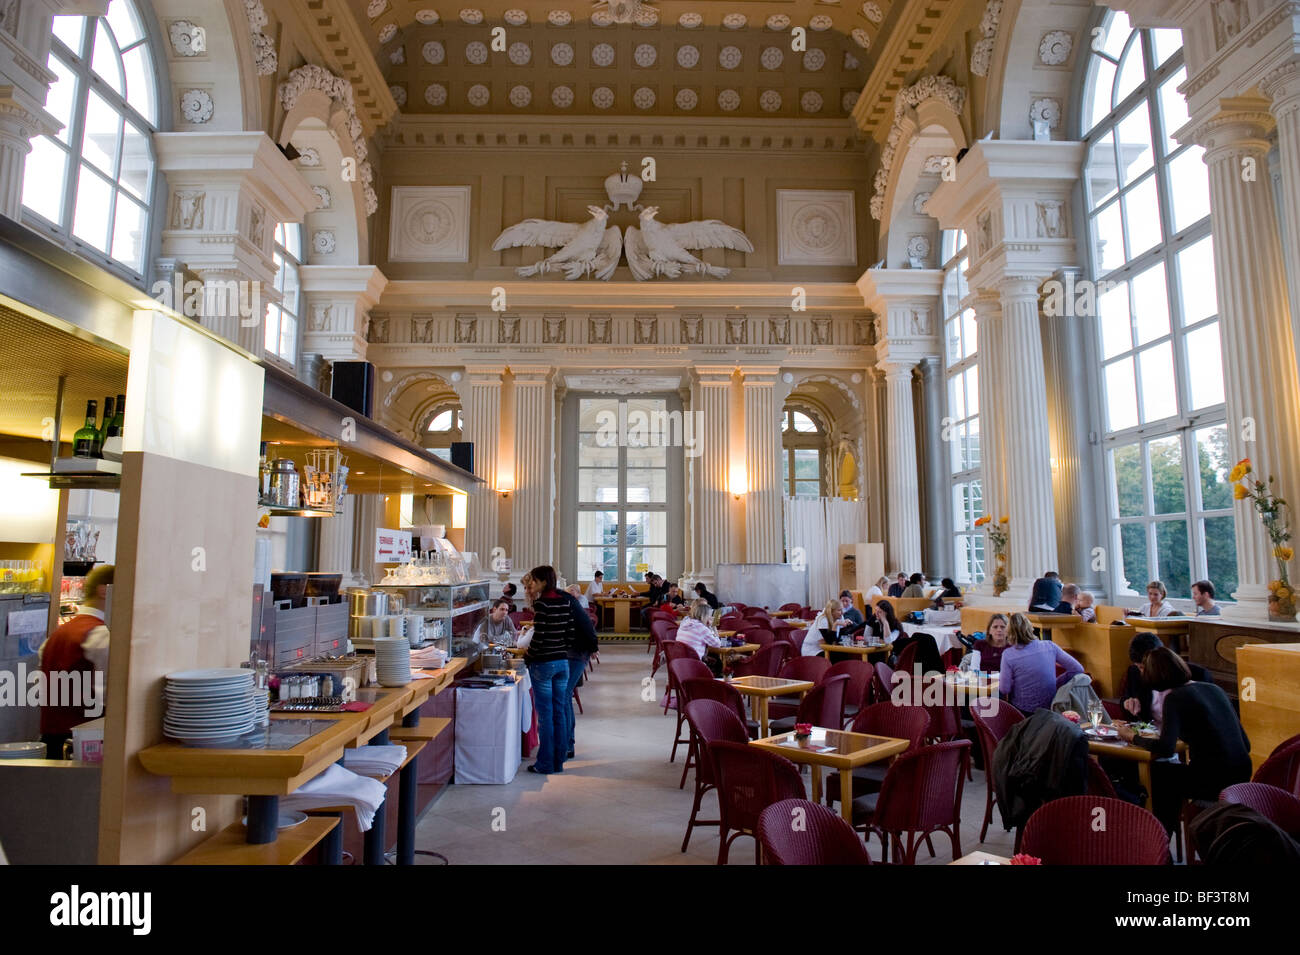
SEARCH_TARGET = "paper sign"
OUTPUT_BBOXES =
[375,528,413,563]
[6,608,48,637]
[635,563,649,574]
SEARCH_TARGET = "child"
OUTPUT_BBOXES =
[1075,591,1097,623]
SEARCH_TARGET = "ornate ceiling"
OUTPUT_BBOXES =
[342,1,899,118]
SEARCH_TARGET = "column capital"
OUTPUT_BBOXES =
[877,359,916,382]
[739,365,783,386]
[999,275,1048,301]
[465,365,507,383]
[509,365,554,385]
[693,364,736,386]
[1186,96,1277,159]
[1261,58,1300,116]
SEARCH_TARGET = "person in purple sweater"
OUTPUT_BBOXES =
[998,613,1083,713]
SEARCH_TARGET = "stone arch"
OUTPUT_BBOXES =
[785,372,868,500]
[377,369,459,442]
[985,0,1095,140]
[149,0,259,132]
[873,75,969,236]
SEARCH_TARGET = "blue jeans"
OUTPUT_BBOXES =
[564,654,589,753]
[528,659,570,773]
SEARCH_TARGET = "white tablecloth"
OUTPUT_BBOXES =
[454,678,523,784]
[901,622,964,656]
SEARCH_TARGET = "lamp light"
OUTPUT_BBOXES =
[729,465,748,499]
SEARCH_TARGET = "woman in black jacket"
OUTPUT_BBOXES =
[1118,647,1252,831]
[523,565,577,774]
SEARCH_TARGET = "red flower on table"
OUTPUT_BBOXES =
[794,722,813,736]
[1008,854,1042,865]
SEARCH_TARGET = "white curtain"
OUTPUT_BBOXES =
[784,498,869,609]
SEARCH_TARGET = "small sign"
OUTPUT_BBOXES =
[6,608,47,637]
[375,527,413,563]
[635,563,649,574]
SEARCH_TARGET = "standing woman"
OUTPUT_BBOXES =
[523,565,577,774]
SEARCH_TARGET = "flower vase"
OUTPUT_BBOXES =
[992,554,1008,596]
[1269,564,1297,622]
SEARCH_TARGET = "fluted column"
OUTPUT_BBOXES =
[999,276,1058,591]
[351,494,380,587]
[881,361,922,575]
[1194,99,1300,620]
[1262,65,1300,376]
[510,367,555,571]
[319,496,358,585]
[693,366,733,583]
[460,367,504,564]
[920,357,951,578]
[742,367,783,562]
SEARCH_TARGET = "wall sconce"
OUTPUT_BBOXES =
[729,465,748,500]
[496,474,514,499]
[451,493,467,529]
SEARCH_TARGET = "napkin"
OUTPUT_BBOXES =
[282,763,388,831]
[342,743,408,777]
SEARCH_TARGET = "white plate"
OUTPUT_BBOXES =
[165,716,255,728]
[166,668,252,683]
[242,810,308,830]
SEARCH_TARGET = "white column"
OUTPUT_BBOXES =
[510,366,554,571]
[1262,65,1300,378]
[693,366,733,584]
[319,495,357,585]
[1194,100,1300,620]
[299,265,388,366]
[881,361,922,575]
[742,367,783,562]
[459,367,504,564]
[998,276,1059,593]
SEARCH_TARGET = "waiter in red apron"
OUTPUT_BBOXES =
[38,564,113,758]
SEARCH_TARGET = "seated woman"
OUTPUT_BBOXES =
[802,600,844,656]
[1118,648,1252,831]
[675,599,725,673]
[1129,580,1176,618]
[868,598,902,646]
[998,613,1084,713]
[972,613,1009,671]
[937,577,962,599]
[1121,632,1211,721]
[866,576,889,601]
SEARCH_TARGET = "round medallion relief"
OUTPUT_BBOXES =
[406,201,455,247]
[791,204,842,253]
[551,42,574,65]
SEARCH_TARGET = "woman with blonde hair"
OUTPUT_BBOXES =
[866,576,888,601]
[998,612,1083,713]
[675,599,725,673]
[802,599,843,656]
[1129,580,1175,618]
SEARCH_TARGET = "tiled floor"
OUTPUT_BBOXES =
[413,643,1020,864]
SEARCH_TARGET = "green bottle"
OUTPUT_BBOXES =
[98,396,114,452]
[73,400,99,458]
[108,394,124,438]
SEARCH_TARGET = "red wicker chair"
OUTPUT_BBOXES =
[852,740,972,864]
[1086,756,1119,798]
[826,702,931,809]
[1219,782,1300,835]
[871,661,896,705]
[894,640,919,676]
[746,629,775,649]
[681,700,751,853]
[731,643,789,679]
[649,619,676,672]
[680,678,757,740]
[970,696,1026,841]
[1253,732,1300,794]
[825,660,875,726]
[758,798,872,865]
[798,607,817,620]
[668,657,715,764]
[660,641,695,713]
[709,740,806,864]
[1021,795,1171,865]
[767,656,832,721]
[779,603,802,613]
[770,674,850,737]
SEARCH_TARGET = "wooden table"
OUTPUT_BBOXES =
[771,610,795,619]
[941,671,1001,701]
[1126,616,1192,655]
[950,851,1012,865]
[724,675,815,737]
[1025,612,1080,644]
[1086,727,1186,811]
[707,643,760,668]
[750,728,909,823]
[819,641,891,660]
[594,595,648,632]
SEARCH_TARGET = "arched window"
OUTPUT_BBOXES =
[1080,12,1236,601]
[941,229,983,583]
[782,408,824,498]
[264,223,302,366]
[22,1,161,281]
[422,405,463,461]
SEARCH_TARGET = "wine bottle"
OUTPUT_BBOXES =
[108,394,124,439]
[97,396,114,453]
[73,400,99,458]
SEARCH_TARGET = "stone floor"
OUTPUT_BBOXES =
[413,643,1020,864]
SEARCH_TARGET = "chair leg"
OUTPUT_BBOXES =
[980,784,994,842]
[924,833,937,858]
[573,688,583,714]
[670,708,687,763]
[681,780,711,852]
[717,829,731,865]
[678,737,694,789]
[949,825,962,863]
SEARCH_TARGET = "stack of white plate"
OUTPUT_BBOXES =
[373,638,412,687]
[254,687,271,727]
[163,668,256,745]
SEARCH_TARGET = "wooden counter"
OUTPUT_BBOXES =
[1190,618,1300,697]
[1235,642,1300,773]
[1053,623,1135,699]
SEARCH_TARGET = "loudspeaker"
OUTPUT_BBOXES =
[450,441,473,473]
[331,361,375,418]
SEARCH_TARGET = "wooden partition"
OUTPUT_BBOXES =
[1235,642,1300,772]
[1052,623,1135,699]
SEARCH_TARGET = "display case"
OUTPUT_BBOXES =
[371,578,493,659]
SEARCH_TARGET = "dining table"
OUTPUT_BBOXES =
[819,641,892,660]
[1084,722,1187,811]
[707,642,760,668]
[593,594,648,633]
[722,675,815,737]
[749,727,909,822]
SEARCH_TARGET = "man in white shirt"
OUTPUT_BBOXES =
[586,570,604,598]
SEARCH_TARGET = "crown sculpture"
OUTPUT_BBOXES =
[492,161,754,280]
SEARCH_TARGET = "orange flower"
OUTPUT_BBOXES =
[999,515,1009,524]
[1234,483,1251,500]
[1275,546,1294,562]
[974,516,991,526]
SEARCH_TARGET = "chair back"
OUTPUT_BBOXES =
[650,618,674,642]
[825,660,874,710]
[797,674,850,728]
[777,655,831,685]
[710,740,806,837]
[798,607,817,620]
[669,658,714,696]
[1085,756,1118,798]
[1219,782,1300,836]
[894,640,919,675]
[662,641,695,668]
[873,740,972,834]
[1021,796,1171,864]
[871,661,896,705]
[733,643,789,678]
[969,697,1025,774]
[683,700,751,787]
[758,799,872,865]
[681,678,748,731]
[742,605,770,618]
[779,603,802,612]
[850,701,930,752]
[731,602,748,611]
[650,610,678,624]
[1253,732,1300,794]
[747,629,775,649]
[507,612,529,628]
[940,647,963,670]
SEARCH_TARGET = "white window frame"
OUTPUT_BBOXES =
[264,222,303,368]
[941,230,984,584]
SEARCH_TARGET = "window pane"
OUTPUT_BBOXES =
[794,481,819,498]
[1138,341,1177,422]
[1203,516,1238,597]
[72,166,113,251]
[1155,520,1191,598]
[46,57,78,145]
[947,375,966,421]
[626,547,666,581]
[1114,37,1145,105]
[962,309,977,355]
[280,261,300,317]
[1196,425,1232,510]
[1157,69,1189,156]
[90,22,124,95]
[577,434,617,468]
[627,444,667,469]
[1119,523,1149,591]
[110,191,146,272]
[1092,201,1125,274]
[1113,444,1144,517]
[1167,146,1210,232]
[264,305,280,353]
[122,44,156,125]
[625,510,667,551]
[626,469,666,503]
[1085,58,1117,133]
[965,419,981,471]
[792,412,817,433]
[1116,103,1155,185]
[578,469,619,503]
[579,398,618,431]
[1104,358,1138,431]
[1185,323,1225,410]
[1177,235,1217,325]
[1131,262,1169,345]
[105,0,144,46]
[1098,279,1132,359]
[965,366,979,417]
[53,16,88,56]
[1086,132,1119,209]
[793,449,819,480]
[119,120,150,199]
[429,410,452,431]
[1151,29,1182,67]
[21,138,67,223]
[1122,174,1162,259]
[577,511,618,546]
[81,90,121,177]
[1102,13,1132,59]
[578,546,619,582]
[279,315,297,364]
[1148,436,1184,515]
[945,317,961,364]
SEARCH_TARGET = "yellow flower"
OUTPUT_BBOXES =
[1269,579,1282,592]
[1234,483,1250,500]
[1228,464,1247,482]
[999,515,1009,524]
[1237,458,1252,470]
[1275,546,1294,562]
[1279,587,1292,600]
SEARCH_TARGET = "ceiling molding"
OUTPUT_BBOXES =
[298,0,399,135]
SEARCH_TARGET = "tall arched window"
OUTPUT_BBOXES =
[781,409,824,498]
[422,405,463,461]
[264,223,302,366]
[1080,12,1236,601]
[941,229,983,583]
[22,1,161,281]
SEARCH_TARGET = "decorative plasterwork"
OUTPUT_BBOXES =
[564,371,681,394]
[870,75,967,219]
[389,185,473,262]
[1038,30,1073,67]
[242,0,278,76]
[776,189,858,266]
[279,65,379,216]
[970,0,1003,77]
